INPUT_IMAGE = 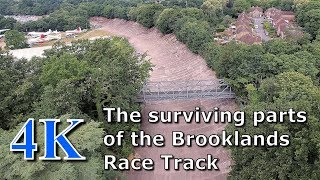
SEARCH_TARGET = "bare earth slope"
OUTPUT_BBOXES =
[90,18,237,180]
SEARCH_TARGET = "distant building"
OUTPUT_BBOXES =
[248,7,263,18]
[236,25,252,34]
[238,13,251,23]
[236,33,262,45]
[265,8,301,39]
[281,11,295,21]
[235,12,262,45]
[265,8,281,19]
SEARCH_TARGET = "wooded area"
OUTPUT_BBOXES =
[0,38,151,179]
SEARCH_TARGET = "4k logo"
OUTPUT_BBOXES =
[10,119,86,161]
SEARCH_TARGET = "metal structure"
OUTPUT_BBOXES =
[137,79,235,102]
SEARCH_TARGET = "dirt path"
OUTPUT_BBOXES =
[10,46,52,60]
[90,17,236,180]
[0,39,5,49]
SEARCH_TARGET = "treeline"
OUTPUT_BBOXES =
[0,0,106,15]
[125,3,230,53]
[1,3,100,32]
[204,39,319,98]
[0,38,151,179]
[22,3,96,32]
[217,40,320,179]
[0,1,217,34]
[0,0,143,32]
[0,0,64,15]
[3,0,318,34]
[296,1,320,38]
[0,0,309,16]
[0,0,203,16]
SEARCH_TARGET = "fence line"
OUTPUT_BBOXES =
[137,79,235,102]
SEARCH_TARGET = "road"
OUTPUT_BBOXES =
[253,17,270,42]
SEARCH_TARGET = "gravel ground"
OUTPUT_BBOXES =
[9,46,52,60]
[0,39,5,49]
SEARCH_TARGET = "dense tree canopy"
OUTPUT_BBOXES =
[176,20,213,53]
[160,0,204,8]
[0,116,107,180]
[0,16,17,29]
[4,30,28,49]
[204,39,319,99]
[228,72,320,179]
[232,0,251,14]
[129,4,165,28]
[0,38,151,178]
[296,1,320,38]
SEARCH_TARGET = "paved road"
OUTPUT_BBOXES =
[253,17,270,42]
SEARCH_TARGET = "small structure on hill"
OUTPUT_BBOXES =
[235,13,262,45]
[236,33,262,45]
[265,8,301,39]
[214,6,303,45]
[248,6,263,18]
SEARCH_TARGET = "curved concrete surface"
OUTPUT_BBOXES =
[10,46,51,60]
[90,18,237,180]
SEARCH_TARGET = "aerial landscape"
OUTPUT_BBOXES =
[1,0,320,180]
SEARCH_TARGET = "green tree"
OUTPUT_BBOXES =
[296,1,320,38]
[78,2,103,17]
[0,0,13,14]
[1,37,151,164]
[0,115,107,180]
[176,20,213,54]
[263,39,301,55]
[201,0,228,12]
[294,0,310,8]
[129,4,165,28]
[232,0,251,14]
[281,51,319,81]
[229,72,320,180]
[44,39,151,157]
[304,9,320,38]
[179,7,206,20]
[0,16,17,29]
[156,8,181,34]
[4,30,28,49]
[39,53,90,87]
[161,0,204,8]
[113,6,129,19]
[0,53,26,129]
[205,42,266,97]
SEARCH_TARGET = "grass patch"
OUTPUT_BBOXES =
[264,21,276,37]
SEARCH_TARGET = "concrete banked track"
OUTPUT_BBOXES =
[90,18,237,180]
